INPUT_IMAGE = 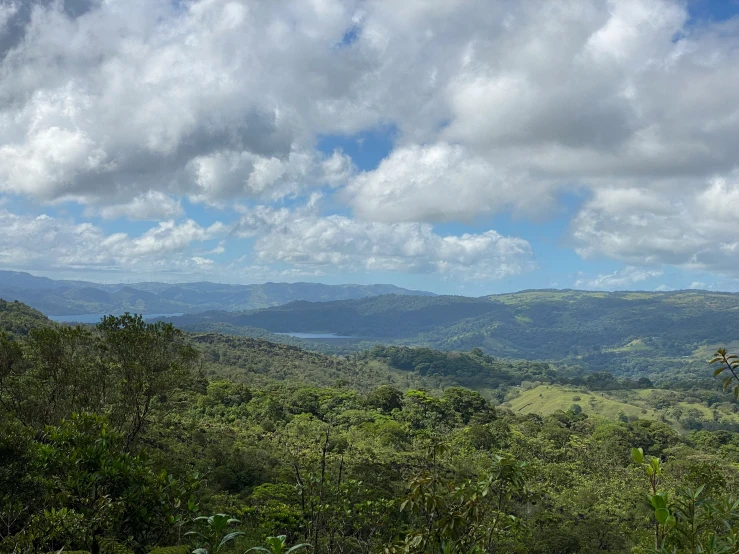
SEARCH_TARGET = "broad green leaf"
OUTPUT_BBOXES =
[631,447,644,464]
[218,531,246,549]
[285,545,311,553]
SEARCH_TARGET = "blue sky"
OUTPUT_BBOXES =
[2,0,739,295]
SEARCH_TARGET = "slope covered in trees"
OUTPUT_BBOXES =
[164,290,739,382]
[4,302,739,553]
[0,298,52,335]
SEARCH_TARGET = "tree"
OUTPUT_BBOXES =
[388,443,529,553]
[442,387,494,424]
[0,325,102,428]
[366,385,403,414]
[0,315,199,444]
[97,314,199,444]
[2,414,199,553]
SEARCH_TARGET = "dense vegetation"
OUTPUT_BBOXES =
[0,299,52,336]
[165,290,739,383]
[0,271,432,316]
[4,300,739,553]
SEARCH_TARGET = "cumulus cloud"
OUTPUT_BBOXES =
[234,200,534,279]
[345,143,550,222]
[0,0,357,207]
[575,266,664,290]
[570,176,739,273]
[3,0,739,281]
[0,208,226,272]
[83,192,184,221]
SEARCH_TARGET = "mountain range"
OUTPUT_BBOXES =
[0,271,434,315]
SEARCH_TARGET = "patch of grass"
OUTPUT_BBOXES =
[506,385,663,422]
[607,338,649,353]
[692,340,739,361]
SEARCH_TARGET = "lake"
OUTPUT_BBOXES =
[48,313,184,324]
[275,332,355,339]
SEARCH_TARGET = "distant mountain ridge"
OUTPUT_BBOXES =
[160,289,739,382]
[0,271,435,315]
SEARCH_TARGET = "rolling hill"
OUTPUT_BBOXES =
[0,298,52,335]
[0,271,434,315]
[160,289,739,382]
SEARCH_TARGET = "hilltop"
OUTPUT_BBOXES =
[0,298,52,335]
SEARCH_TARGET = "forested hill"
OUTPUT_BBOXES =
[0,271,434,316]
[161,290,739,380]
[164,294,490,337]
[6,301,739,552]
[0,298,52,335]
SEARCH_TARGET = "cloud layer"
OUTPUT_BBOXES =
[2,0,739,285]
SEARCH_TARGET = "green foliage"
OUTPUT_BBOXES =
[147,547,192,554]
[0,414,198,553]
[710,348,739,399]
[6,303,739,554]
[100,538,135,554]
[185,514,245,553]
[0,314,199,441]
[97,314,200,443]
[366,385,404,413]
[0,298,51,336]
[171,290,739,382]
[389,444,528,553]
[245,535,310,554]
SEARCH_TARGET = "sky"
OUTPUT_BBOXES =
[2,0,739,295]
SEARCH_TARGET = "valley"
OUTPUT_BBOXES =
[3,291,739,553]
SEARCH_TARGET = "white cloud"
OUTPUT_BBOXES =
[345,143,550,222]
[2,0,739,281]
[4,1,739,210]
[0,2,18,31]
[575,266,664,290]
[0,0,358,208]
[0,208,226,272]
[234,200,534,279]
[84,191,184,221]
[570,175,739,273]
[689,281,707,290]
[187,148,354,205]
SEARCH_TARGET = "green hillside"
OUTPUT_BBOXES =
[164,289,739,382]
[0,298,52,335]
[507,384,663,420]
[506,384,739,432]
[5,302,739,553]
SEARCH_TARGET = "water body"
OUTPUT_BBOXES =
[48,313,184,324]
[275,332,355,339]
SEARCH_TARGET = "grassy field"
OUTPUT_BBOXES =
[505,384,739,431]
[503,385,739,430]
[505,385,662,421]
